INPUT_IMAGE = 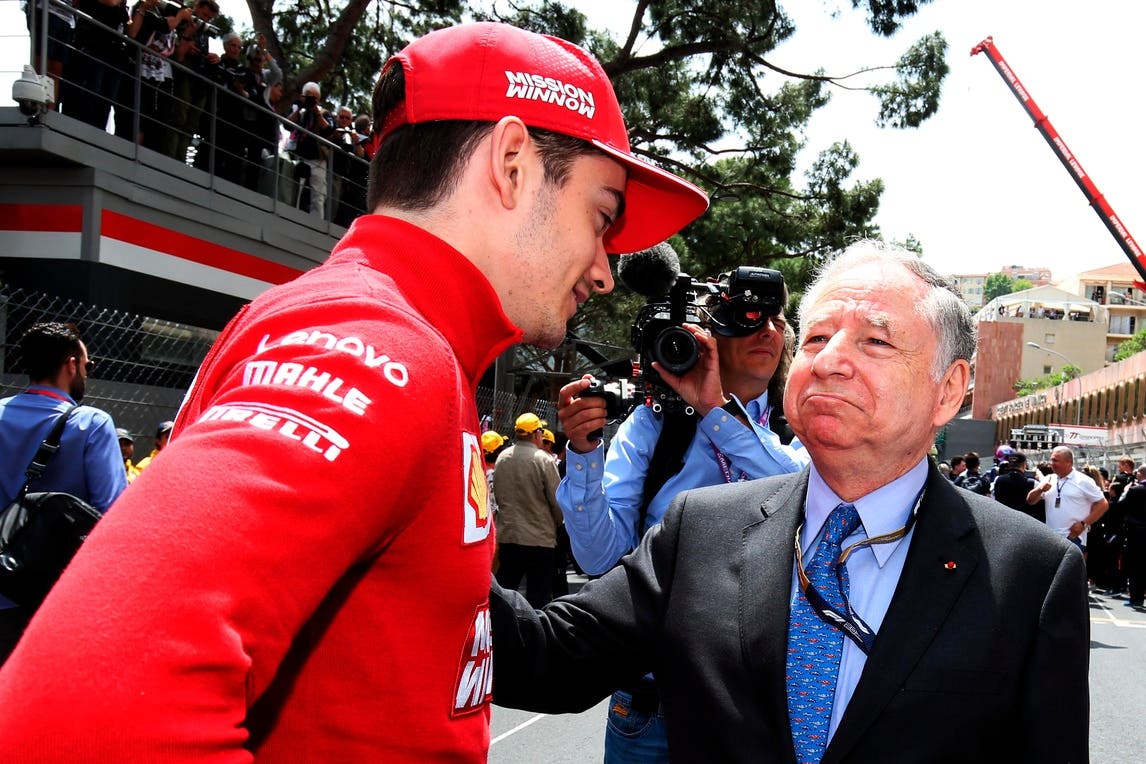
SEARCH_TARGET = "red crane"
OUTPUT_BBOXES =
[971,36,1146,291]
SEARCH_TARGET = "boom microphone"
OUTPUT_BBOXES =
[616,242,681,298]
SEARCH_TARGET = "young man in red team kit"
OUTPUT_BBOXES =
[0,22,707,761]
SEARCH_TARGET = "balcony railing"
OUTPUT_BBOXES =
[11,0,370,228]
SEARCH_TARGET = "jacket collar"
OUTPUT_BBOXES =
[328,215,523,385]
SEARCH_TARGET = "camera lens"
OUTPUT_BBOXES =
[652,326,699,374]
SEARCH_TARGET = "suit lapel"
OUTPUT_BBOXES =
[739,470,808,755]
[825,466,981,760]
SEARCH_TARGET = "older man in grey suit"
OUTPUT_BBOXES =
[490,241,1088,763]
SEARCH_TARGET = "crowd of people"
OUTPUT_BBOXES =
[940,444,1146,608]
[23,0,372,221]
[0,19,1099,764]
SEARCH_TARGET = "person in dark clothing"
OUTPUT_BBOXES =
[61,0,130,130]
[992,451,1040,521]
[1119,465,1146,608]
[1092,455,1136,593]
[958,451,991,495]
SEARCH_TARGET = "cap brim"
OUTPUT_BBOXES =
[593,141,709,254]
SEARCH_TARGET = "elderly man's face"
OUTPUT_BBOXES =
[784,260,959,467]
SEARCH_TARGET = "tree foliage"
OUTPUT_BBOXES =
[242,0,948,372]
[1013,364,1081,397]
[1115,327,1146,362]
[983,272,1017,304]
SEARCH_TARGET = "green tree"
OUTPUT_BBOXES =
[1012,278,1033,292]
[1013,364,1081,397]
[983,272,1016,304]
[1115,327,1146,362]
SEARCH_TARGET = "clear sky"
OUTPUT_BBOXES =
[5,0,1144,284]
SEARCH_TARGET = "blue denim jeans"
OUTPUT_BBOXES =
[603,689,669,763]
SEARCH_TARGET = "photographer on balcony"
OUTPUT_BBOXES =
[286,81,334,216]
[164,0,219,163]
[554,266,809,761]
[122,0,190,149]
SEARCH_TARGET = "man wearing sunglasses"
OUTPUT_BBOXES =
[0,322,126,660]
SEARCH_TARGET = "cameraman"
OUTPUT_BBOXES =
[332,106,368,227]
[286,81,334,216]
[555,269,809,761]
[165,0,219,163]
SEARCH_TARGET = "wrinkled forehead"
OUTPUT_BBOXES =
[802,261,928,327]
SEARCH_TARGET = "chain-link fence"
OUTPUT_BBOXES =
[0,286,218,452]
[1,286,564,449]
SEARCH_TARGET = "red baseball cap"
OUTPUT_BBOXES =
[379,22,709,254]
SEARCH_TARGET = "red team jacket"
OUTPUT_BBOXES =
[0,216,522,761]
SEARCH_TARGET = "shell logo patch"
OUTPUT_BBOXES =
[462,431,491,545]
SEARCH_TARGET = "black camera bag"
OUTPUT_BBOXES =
[0,407,102,608]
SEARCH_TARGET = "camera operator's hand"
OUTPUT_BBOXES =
[559,375,609,454]
[651,323,728,417]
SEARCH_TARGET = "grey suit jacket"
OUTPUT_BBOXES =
[491,462,1090,763]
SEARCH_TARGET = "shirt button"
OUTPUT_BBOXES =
[590,461,599,469]
[712,424,721,432]
[575,463,584,471]
[576,504,584,512]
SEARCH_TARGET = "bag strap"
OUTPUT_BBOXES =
[18,406,77,496]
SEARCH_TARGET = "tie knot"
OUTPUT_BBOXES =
[823,502,861,546]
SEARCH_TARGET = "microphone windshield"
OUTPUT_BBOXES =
[617,242,681,298]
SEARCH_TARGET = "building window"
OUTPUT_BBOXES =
[1044,365,1052,375]
[1111,314,1138,334]
[1045,333,1056,345]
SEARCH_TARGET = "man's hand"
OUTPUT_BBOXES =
[651,323,727,417]
[558,375,608,454]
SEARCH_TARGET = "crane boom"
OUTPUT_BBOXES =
[971,36,1146,289]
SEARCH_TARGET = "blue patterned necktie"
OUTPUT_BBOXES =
[786,501,863,764]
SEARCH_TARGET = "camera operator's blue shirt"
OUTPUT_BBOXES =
[558,390,809,575]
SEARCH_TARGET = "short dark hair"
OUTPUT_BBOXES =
[367,63,601,212]
[964,452,981,471]
[950,456,965,468]
[20,322,82,381]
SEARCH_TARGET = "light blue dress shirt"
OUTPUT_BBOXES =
[558,390,810,574]
[796,456,928,740]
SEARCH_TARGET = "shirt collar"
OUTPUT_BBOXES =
[804,457,929,567]
[731,389,770,426]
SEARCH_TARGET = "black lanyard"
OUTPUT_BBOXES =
[793,490,923,655]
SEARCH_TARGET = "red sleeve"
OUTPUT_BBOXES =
[0,293,458,760]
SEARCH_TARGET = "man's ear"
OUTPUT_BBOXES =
[933,358,971,428]
[487,116,532,211]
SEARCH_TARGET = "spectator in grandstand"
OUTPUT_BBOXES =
[61,0,130,131]
[251,66,287,198]
[354,114,375,160]
[165,0,220,163]
[24,0,76,108]
[209,31,253,184]
[286,81,334,216]
[125,0,189,151]
[332,105,368,227]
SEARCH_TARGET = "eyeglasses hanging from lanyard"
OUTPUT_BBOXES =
[793,490,924,655]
